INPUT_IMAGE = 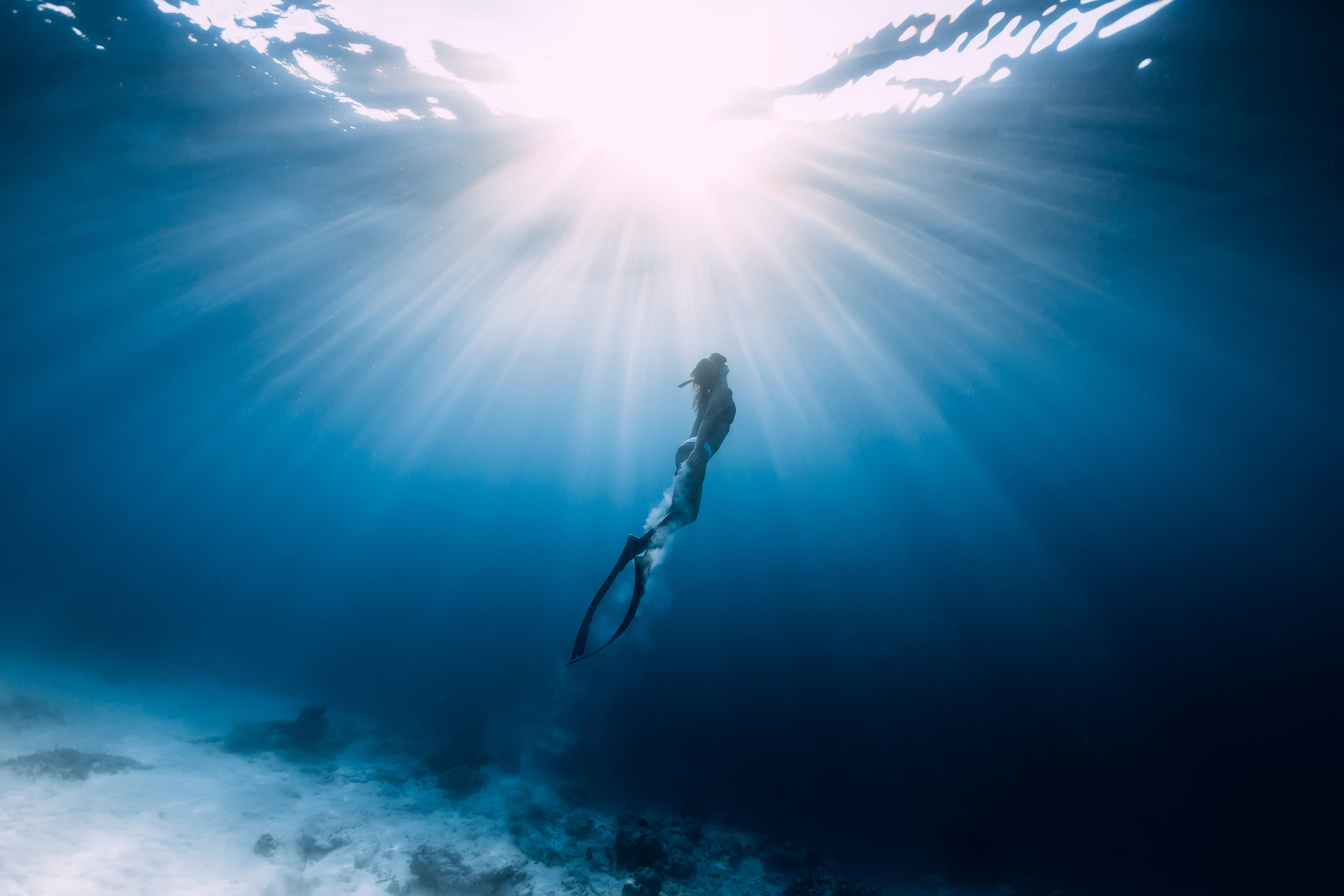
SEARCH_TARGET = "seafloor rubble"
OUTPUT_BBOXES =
[2,746,151,780]
[0,677,1007,895]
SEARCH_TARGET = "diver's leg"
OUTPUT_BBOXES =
[644,498,696,542]
[674,438,696,471]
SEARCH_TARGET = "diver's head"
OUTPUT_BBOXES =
[684,352,728,387]
[681,353,728,409]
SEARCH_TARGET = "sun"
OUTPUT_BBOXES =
[562,111,779,188]
[512,0,781,186]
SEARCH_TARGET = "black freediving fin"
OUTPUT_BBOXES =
[567,555,649,666]
[610,555,649,644]
[569,534,644,662]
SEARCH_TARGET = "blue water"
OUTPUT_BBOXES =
[2,0,1342,893]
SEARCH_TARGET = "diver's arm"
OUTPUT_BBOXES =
[688,405,705,439]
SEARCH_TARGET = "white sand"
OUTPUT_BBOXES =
[2,668,1012,896]
[0,669,845,896]
[0,671,573,895]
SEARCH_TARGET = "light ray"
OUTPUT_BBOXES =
[83,0,1185,489]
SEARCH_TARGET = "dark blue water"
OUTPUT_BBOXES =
[2,0,1341,893]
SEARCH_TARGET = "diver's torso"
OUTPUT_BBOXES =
[675,387,736,469]
[703,387,735,455]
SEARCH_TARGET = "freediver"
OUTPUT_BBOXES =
[568,353,736,664]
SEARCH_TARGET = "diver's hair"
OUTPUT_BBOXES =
[690,353,727,412]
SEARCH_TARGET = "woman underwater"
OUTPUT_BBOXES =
[568,353,736,664]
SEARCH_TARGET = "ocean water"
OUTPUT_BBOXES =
[1,1,1341,894]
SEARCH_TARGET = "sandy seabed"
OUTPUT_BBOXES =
[0,668,967,896]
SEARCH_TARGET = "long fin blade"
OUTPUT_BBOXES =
[567,557,648,665]
[569,536,643,661]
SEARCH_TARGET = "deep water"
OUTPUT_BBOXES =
[2,1,1342,894]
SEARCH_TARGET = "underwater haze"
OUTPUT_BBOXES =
[2,0,1342,894]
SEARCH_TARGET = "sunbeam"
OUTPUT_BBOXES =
[114,1,1184,487]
